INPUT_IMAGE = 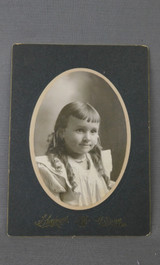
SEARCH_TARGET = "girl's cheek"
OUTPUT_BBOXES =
[95,135,98,143]
[73,133,81,140]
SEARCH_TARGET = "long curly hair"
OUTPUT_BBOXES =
[46,101,111,191]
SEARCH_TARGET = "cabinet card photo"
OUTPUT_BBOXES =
[8,45,150,236]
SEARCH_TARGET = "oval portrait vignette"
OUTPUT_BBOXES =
[29,68,131,210]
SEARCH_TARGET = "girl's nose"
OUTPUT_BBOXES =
[83,132,91,141]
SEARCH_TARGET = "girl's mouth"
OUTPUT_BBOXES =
[80,143,91,147]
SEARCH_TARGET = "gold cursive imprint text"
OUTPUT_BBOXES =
[35,214,69,228]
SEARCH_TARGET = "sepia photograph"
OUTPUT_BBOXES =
[29,68,131,210]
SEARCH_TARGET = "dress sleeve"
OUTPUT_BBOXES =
[101,150,113,179]
[36,156,72,195]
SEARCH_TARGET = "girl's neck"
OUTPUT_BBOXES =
[69,154,87,161]
[68,154,90,170]
[72,155,87,163]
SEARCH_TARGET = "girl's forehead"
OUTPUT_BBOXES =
[67,116,100,128]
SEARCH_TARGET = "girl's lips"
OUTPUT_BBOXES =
[80,143,91,147]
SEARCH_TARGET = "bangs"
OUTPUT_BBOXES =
[71,102,100,123]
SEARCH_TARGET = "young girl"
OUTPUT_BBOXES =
[36,101,115,207]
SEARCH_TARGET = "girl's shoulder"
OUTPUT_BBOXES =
[101,149,112,158]
[36,155,64,173]
[101,149,112,162]
[101,149,113,176]
[36,155,72,193]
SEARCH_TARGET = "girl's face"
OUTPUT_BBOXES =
[62,116,100,159]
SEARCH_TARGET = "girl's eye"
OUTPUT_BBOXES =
[91,129,97,134]
[76,129,84,133]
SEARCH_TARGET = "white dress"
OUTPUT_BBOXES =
[36,150,114,207]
